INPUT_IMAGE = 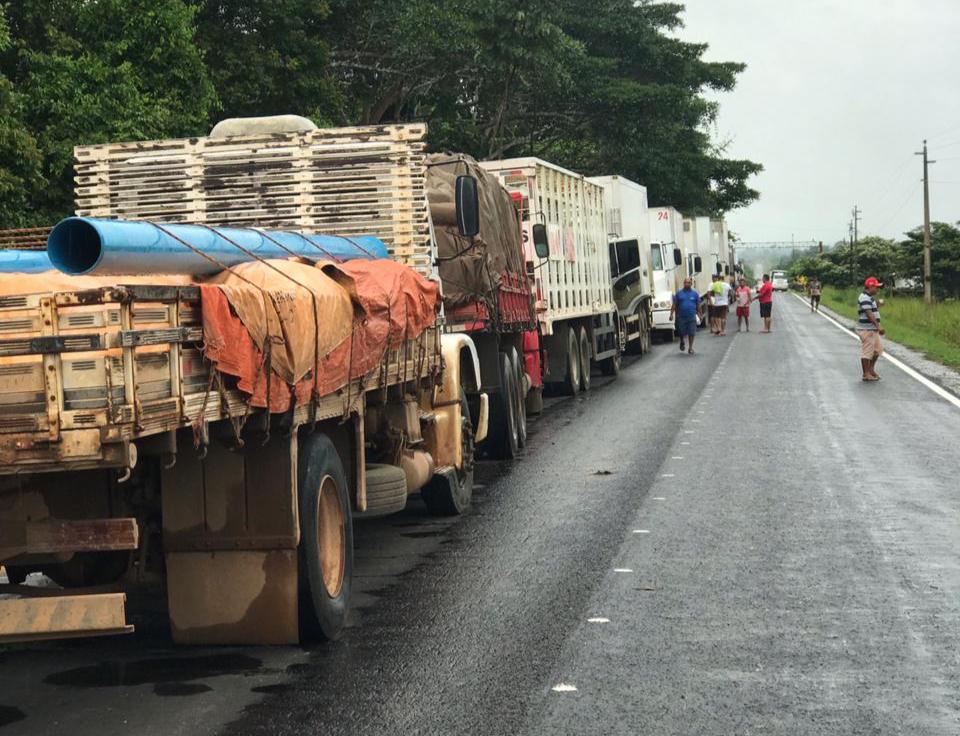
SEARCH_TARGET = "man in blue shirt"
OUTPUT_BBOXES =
[669,277,700,355]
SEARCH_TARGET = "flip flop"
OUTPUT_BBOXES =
[862,376,880,382]
[688,348,695,355]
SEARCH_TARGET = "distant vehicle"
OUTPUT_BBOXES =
[772,270,789,291]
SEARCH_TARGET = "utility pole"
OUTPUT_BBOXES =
[851,205,861,285]
[915,140,935,304]
[848,220,855,285]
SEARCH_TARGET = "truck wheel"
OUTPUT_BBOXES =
[354,464,408,519]
[508,346,527,448]
[422,392,474,515]
[599,346,621,376]
[298,433,353,641]
[578,326,592,392]
[562,326,581,396]
[485,352,519,459]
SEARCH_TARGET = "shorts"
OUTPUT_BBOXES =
[711,305,727,318]
[810,294,821,304]
[736,306,750,318]
[759,302,772,318]
[677,317,697,338]
[858,329,883,359]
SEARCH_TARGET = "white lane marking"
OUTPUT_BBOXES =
[684,430,694,434]
[792,293,960,411]
[691,419,701,423]
[587,617,610,624]
[552,683,578,692]
[652,496,666,500]
[681,441,691,445]
[697,410,705,414]
[661,473,675,477]
[633,529,650,534]
[672,456,683,459]
[614,568,634,573]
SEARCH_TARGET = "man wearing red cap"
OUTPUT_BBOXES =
[857,277,885,381]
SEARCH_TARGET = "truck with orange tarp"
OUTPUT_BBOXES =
[0,116,489,644]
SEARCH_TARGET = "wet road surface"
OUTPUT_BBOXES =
[3,292,960,735]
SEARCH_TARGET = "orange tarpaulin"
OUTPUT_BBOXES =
[200,258,439,413]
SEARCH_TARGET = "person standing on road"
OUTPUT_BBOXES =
[711,274,732,336]
[670,277,700,355]
[858,277,885,381]
[757,274,774,332]
[808,277,822,312]
[735,278,752,332]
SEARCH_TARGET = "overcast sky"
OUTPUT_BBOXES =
[676,0,960,246]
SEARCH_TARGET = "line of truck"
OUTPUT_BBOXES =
[0,115,734,645]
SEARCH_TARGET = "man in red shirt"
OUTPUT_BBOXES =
[756,274,774,333]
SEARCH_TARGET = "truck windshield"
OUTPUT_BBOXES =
[650,244,664,270]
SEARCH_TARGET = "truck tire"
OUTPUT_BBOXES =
[563,326,581,396]
[298,433,353,641]
[421,392,474,515]
[578,326,592,392]
[507,346,527,448]
[354,464,408,519]
[485,352,519,459]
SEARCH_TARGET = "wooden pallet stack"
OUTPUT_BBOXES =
[74,124,434,276]
[0,227,51,251]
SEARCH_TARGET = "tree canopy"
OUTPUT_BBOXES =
[0,0,761,227]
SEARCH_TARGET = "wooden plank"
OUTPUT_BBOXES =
[0,593,132,642]
[24,518,139,554]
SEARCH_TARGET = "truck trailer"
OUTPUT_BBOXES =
[481,158,622,391]
[589,175,654,356]
[0,118,490,645]
[647,207,686,341]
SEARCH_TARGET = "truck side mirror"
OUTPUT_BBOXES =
[694,256,702,273]
[673,247,682,266]
[455,175,480,237]
[532,223,549,259]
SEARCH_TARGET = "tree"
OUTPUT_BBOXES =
[0,7,45,227]
[192,0,341,124]
[2,0,216,223]
[899,222,960,298]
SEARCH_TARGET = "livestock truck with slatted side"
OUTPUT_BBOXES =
[480,158,622,392]
[0,116,490,645]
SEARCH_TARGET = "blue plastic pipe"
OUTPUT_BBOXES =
[0,249,53,273]
[47,217,390,276]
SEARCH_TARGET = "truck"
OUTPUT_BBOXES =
[425,155,537,460]
[647,206,686,341]
[480,158,622,391]
[0,117,490,645]
[589,175,654,355]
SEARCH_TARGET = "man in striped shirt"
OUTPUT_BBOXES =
[858,277,885,381]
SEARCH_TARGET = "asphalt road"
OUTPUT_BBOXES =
[3,292,960,735]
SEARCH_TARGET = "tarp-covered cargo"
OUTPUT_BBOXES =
[426,154,532,328]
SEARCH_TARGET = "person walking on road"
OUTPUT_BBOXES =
[670,277,700,355]
[858,277,885,381]
[808,277,822,312]
[756,274,774,332]
[711,274,732,336]
[735,277,752,332]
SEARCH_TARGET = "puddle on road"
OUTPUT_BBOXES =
[0,706,26,728]
[44,653,262,695]
[250,683,292,695]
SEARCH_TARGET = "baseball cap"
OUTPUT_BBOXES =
[864,276,883,288]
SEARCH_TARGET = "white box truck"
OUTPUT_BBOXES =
[481,158,622,390]
[647,207,686,341]
[589,175,653,355]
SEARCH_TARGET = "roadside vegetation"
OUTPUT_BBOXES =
[820,286,960,369]
[0,1,762,228]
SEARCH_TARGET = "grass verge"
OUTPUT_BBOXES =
[819,287,960,369]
